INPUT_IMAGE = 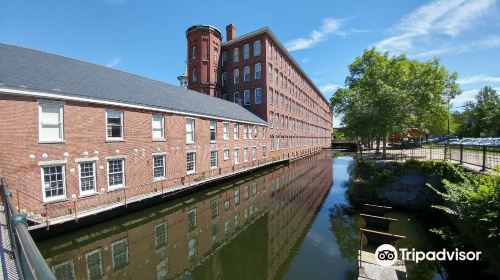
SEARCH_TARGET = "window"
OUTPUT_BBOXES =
[108,159,125,190]
[224,149,230,160]
[243,66,250,82]
[188,209,197,231]
[153,155,165,179]
[52,260,75,280]
[247,125,252,139]
[186,152,196,174]
[41,165,66,202]
[253,126,258,139]
[210,150,218,168]
[254,40,261,56]
[255,88,262,104]
[188,239,197,264]
[111,239,129,271]
[262,145,267,158]
[243,125,247,139]
[222,52,227,66]
[252,147,257,160]
[210,121,217,142]
[192,46,196,60]
[85,249,103,280]
[234,92,242,105]
[233,124,239,139]
[243,90,251,105]
[105,109,124,140]
[224,200,230,211]
[269,112,274,128]
[222,122,229,140]
[39,101,64,142]
[152,115,164,140]
[269,88,273,105]
[268,64,273,81]
[233,48,239,62]
[243,148,249,162]
[254,63,261,80]
[222,72,227,87]
[155,222,168,248]
[192,68,197,82]
[186,118,195,144]
[211,200,219,218]
[234,189,240,205]
[263,128,266,139]
[79,162,96,196]
[157,259,169,280]
[234,148,240,164]
[243,44,250,60]
[233,68,240,84]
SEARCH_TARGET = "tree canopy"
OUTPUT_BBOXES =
[330,49,460,152]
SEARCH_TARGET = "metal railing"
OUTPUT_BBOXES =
[1,178,56,280]
[358,143,500,171]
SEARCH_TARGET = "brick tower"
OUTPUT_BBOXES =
[185,25,222,97]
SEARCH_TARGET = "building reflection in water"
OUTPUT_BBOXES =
[38,153,334,280]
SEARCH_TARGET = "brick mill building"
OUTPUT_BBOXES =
[0,24,332,225]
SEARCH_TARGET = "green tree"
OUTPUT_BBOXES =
[330,49,460,157]
[465,86,500,137]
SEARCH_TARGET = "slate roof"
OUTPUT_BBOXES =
[0,43,266,125]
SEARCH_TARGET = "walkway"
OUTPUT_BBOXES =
[0,205,20,280]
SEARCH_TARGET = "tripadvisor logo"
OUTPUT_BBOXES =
[375,244,482,267]
[375,244,398,266]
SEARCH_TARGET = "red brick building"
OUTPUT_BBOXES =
[0,38,330,223]
[186,24,333,159]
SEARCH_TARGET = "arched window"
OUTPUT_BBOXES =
[192,68,197,82]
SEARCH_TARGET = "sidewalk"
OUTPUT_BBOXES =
[0,204,20,280]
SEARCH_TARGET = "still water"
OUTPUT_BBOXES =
[36,152,430,280]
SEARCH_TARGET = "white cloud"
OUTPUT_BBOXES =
[105,57,122,68]
[285,18,343,52]
[375,0,496,54]
[319,83,340,94]
[412,35,500,58]
[457,75,500,84]
[301,58,309,64]
[452,86,500,108]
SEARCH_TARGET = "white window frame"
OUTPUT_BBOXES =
[222,72,227,87]
[41,164,66,202]
[243,147,249,162]
[243,66,250,82]
[105,109,124,141]
[222,52,227,66]
[255,88,262,104]
[233,48,239,62]
[38,100,64,143]
[233,68,240,84]
[78,161,96,196]
[252,146,257,161]
[186,152,196,175]
[111,238,129,271]
[254,63,261,80]
[209,120,217,143]
[262,145,267,158]
[233,123,239,139]
[254,40,261,56]
[243,90,251,105]
[153,154,166,180]
[85,249,103,280]
[210,150,218,169]
[107,159,125,190]
[152,114,165,140]
[186,118,195,144]
[243,44,250,60]
[234,148,240,164]
[223,149,230,160]
[223,122,229,140]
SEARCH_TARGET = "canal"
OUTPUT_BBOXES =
[35,152,439,280]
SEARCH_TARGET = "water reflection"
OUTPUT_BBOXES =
[38,153,333,280]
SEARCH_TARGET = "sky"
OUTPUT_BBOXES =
[1,0,500,127]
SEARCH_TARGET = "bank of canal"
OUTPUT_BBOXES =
[36,152,446,279]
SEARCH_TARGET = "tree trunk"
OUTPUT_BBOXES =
[382,136,387,159]
[376,138,380,153]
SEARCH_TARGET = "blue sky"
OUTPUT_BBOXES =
[1,0,500,126]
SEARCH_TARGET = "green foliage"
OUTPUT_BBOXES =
[330,49,460,150]
[428,167,500,273]
[452,86,500,137]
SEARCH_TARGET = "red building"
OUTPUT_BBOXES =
[0,31,331,226]
[186,24,333,159]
